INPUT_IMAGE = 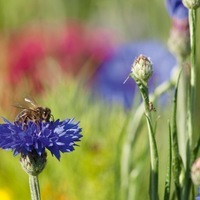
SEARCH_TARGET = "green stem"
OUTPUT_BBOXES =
[171,72,182,199]
[177,61,188,166]
[29,175,41,200]
[164,122,172,200]
[188,8,196,149]
[139,83,159,200]
[182,8,197,200]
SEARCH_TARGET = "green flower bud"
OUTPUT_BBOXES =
[191,158,200,186]
[20,151,47,176]
[183,0,200,9]
[168,19,190,61]
[131,55,153,82]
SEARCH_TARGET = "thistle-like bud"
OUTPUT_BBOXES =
[168,18,190,61]
[191,158,200,186]
[131,55,153,82]
[20,151,47,176]
[183,0,200,9]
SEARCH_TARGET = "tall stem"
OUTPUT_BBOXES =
[29,175,41,200]
[183,8,197,200]
[188,8,196,148]
[140,84,159,200]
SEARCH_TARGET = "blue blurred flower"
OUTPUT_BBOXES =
[0,118,82,160]
[92,41,176,108]
[166,0,188,19]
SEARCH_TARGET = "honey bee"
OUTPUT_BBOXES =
[14,98,54,126]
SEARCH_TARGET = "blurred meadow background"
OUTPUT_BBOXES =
[0,0,200,200]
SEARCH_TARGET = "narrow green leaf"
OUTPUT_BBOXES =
[146,115,158,170]
[192,136,200,163]
[164,121,172,200]
[171,70,183,199]
[181,140,192,200]
[146,115,159,200]
[115,113,130,200]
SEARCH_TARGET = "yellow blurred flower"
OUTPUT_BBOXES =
[0,189,12,200]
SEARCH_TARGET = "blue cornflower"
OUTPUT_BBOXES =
[0,118,82,160]
[166,0,188,19]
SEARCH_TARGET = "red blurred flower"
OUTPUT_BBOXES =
[86,28,114,62]
[52,24,88,75]
[6,23,115,94]
[8,28,47,93]
[52,23,115,76]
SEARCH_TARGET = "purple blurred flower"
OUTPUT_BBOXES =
[166,0,188,19]
[0,118,82,160]
[196,187,200,200]
[92,41,176,108]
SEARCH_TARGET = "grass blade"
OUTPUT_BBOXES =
[164,121,172,200]
[171,70,185,199]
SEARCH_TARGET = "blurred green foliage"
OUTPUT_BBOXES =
[0,79,175,200]
[0,79,127,200]
[0,0,175,40]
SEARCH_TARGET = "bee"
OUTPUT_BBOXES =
[14,98,54,126]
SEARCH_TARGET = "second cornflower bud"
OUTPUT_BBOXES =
[131,54,153,82]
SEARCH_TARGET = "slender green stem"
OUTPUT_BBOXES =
[163,121,172,200]
[173,5,200,199]
[137,81,158,200]
[182,8,197,200]
[171,72,182,199]
[188,8,196,149]
[29,175,41,200]
[146,116,159,200]
[177,61,188,166]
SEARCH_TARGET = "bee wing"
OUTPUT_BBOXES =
[13,104,28,110]
[13,104,36,112]
[24,97,37,107]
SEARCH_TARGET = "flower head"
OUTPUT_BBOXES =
[166,0,190,60]
[168,18,190,60]
[0,118,82,161]
[183,0,200,9]
[131,54,153,82]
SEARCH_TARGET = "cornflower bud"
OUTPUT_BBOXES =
[168,18,190,61]
[131,55,153,82]
[20,151,47,176]
[191,157,200,186]
[183,0,200,9]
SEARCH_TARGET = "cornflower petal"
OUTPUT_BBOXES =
[0,118,82,160]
